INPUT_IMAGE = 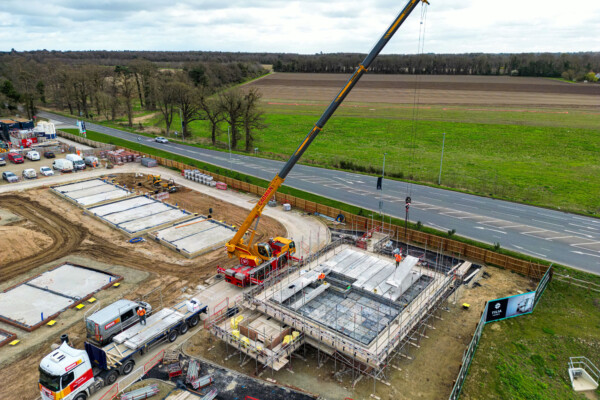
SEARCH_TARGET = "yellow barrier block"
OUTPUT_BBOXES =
[462,303,470,309]
[9,340,20,346]
[113,283,121,288]
[47,320,57,326]
[76,304,85,310]
[88,298,97,303]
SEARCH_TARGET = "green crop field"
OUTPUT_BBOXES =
[461,277,600,400]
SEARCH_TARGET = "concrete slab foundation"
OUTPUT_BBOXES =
[87,195,194,236]
[52,178,132,207]
[149,217,236,257]
[0,263,122,331]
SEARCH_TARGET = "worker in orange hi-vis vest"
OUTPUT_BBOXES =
[137,307,146,325]
[395,253,403,268]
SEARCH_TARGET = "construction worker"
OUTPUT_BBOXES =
[137,307,146,325]
[395,252,403,268]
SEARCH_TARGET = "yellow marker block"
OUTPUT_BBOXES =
[47,320,57,326]
[76,304,85,310]
[88,298,97,303]
[113,282,121,288]
[462,303,470,309]
[9,340,20,346]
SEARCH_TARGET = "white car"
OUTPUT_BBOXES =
[22,168,37,179]
[26,151,40,161]
[40,166,54,176]
[155,136,168,143]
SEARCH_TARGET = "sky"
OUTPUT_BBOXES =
[1,0,600,54]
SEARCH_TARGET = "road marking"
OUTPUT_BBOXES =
[531,219,564,228]
[428,222,450,231]
[545,235,573,240]
[571,251,600,258]
[521,230,547,235]
[568,222,598,231]
[501,224,524,228]
[572,216,600,224]
[475,226,507,234]
[478,219,500,224]
[454,203,479,209]
[564,230,595,239]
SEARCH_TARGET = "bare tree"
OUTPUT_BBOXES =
[197,86,224,145]
[241,88,265,152]
[172,81,201,140]
[155,76,177,136]
[218,89,245,149]
[115,66,137,127]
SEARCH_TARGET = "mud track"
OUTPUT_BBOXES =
[0,194,200,284]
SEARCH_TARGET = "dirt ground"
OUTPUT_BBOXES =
[184,266,535,400]
[0,174,286,400]
[247,73,600,107]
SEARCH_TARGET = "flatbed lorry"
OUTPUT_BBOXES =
[39,299,207,400]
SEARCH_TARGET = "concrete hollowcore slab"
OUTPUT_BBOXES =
[119,209,189,233]
[28,263,113,300]
[54,179,105,193]
[53,178,131,206]
[152,217,236,256]
[91,196,155,216]
[0,284,74,327]
[104,203,172,224]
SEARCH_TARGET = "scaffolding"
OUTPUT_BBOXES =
[226,235,459,391]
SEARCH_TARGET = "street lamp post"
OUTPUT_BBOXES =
[438,132,446,185]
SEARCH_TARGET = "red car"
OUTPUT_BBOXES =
[7,152,24,164]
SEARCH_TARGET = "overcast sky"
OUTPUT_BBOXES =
[2,0,600,54]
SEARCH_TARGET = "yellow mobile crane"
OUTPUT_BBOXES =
[221,0,430,287]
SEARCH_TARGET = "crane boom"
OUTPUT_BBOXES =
[226,0,429,261]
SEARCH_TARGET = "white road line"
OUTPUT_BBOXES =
[531,219,564,228]
[571,241,600,247]
[454,203,479,209]
[545,235,573,240]
[501,224,524,228]
[475,226,507,234]
[571,251,600,258]
[564,230,595,239]
[428,222,450,231]
[479,219,500,224]
[572,216,600,224]
[568,222,598,231]
[521,230,547,235]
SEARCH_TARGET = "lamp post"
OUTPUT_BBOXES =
[227,125,232,167]
[438,132,445,185]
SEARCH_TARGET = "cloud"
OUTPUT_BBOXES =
[1,0,599,53]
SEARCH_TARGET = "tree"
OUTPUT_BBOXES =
[115,66,137,127]
[155,77,178,136]
[197,86,224,145]
[218,89,245,149]
[241,88,265,152]
[172,81,201,139]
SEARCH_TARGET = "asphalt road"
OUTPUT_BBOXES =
[39,111,600,274]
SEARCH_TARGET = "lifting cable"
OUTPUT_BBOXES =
[405,2,429,199]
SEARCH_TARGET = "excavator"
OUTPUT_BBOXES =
[221,0,429,288]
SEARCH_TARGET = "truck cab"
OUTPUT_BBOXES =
[39,341,97,400]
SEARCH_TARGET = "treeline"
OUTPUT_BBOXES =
[0,55,268,151]
[4,49,600,80]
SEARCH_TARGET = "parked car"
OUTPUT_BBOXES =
[22,168,37,179]
[40,166,54,176]
[155,136,168,143]
[65,153,86,170]
[52,158,74,172]
[2,171,18,183]
[43,151,55,159]
[0,157,5,167]
[84,156,99,167]
[26,151,40,161]
[7,152,24,164]
[86,299,152,346]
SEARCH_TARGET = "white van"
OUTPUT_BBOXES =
[26,151,40,161]
[66,153,86,170]
[52,158,74,172]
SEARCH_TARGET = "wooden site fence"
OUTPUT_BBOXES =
[57,130,549,279]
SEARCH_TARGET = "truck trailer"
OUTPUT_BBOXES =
[39,299,207,400]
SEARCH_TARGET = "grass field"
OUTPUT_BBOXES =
[140,108,600,217]
[461,277,600,400]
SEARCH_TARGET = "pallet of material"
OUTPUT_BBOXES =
[121,384,159,400]
[113,309,184,350]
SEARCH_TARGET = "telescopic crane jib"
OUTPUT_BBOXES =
[222,0,430,287]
